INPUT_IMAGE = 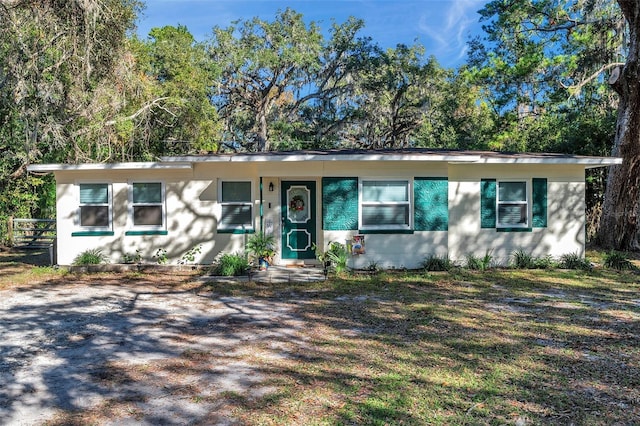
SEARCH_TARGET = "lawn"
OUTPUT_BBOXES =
[209,269,640,425]
[1,249,639,425]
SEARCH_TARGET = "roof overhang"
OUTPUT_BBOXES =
[160,153,482,163]
[27,150,623,172]
[27,162,193,173]
[469,157,623,168]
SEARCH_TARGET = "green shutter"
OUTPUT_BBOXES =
[480,179,496,228]
[414,177,448,231]
[322,177,358,230]
[532,178,547,228]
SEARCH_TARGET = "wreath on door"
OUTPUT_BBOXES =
[290,195,305,211]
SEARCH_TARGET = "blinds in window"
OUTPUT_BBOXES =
[80,184,108,204]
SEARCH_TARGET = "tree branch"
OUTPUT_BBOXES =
[560,62,626,96]
[104,97,171,126]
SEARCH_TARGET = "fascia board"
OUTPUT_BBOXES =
[476,157,623,167]
[161,154,482,163]
[27,162,193,172]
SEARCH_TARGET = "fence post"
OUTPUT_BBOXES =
[7,216,13,247]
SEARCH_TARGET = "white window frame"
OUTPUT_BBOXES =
[359,178,412,231]
[128,181,166,231]
[218,180,254,231]
[496,179,530,229]
[77,182,113,231]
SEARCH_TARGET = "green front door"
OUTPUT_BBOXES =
[281,181,316,260]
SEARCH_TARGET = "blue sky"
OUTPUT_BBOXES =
[136,0,488,68]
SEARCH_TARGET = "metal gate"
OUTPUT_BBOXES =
[9,218,56,249]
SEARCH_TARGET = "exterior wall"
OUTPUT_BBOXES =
[324,231,448,270]
[447,164,586,265]
[52,159,587,269]
[318,162,449,270]
[53,160,449,268]
[54,168,236,266]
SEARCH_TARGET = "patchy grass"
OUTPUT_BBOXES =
[198,269,640,425]
[3,249,640,424]
[0,248,62,288]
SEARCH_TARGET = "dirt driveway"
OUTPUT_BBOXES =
[0,273,308,425]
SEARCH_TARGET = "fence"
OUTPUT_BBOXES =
[8,218,56,249]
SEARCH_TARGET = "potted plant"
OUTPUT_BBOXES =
[246,232,277,270]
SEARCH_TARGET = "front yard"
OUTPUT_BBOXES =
[0,249,639,425]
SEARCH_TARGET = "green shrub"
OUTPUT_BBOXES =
[559,252,591,270]
[179,244,202,265]
[534,255,557,269]
[326,242,349,273]
[466,251,493,271]
[465,254,481,270]
[245,232,276,263]
[73,248,109,265]
[422,254,455,272]
[314,241,349,274]
[603,250,635,270]
[153,248,168,264]
[122,249,142,264]
[212,252,250,276]
[366,261,381,273]
[511,249,535,269]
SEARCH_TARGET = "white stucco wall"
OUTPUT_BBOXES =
[54,168,236,266]
[322,230,448,270]
[51,159,587,268]
[447,164,586,265]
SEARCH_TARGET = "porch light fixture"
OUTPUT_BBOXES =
[268,182,274,192]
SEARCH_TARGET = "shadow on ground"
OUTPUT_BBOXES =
[0,275,307,425]
[1,267,639,424]
[0,247,51,267]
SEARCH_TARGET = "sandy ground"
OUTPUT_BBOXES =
[0,268,310,425]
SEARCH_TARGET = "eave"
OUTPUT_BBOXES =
[27,162,193,173]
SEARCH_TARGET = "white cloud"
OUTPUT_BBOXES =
[418,0,485,64]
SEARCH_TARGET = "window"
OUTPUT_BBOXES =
[497,181,528,228]
[360,180,410,230]
[130,182,165,229]
[220,181,253,230]
[78,183,111,229]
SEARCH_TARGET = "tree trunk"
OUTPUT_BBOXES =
[599,0,640,250]
[257,113,269,152]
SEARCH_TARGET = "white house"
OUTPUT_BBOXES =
[28,149,621,268]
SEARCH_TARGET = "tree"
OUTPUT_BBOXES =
[0,0,142,238]
[471,0,636,248]
[346,45,439,148]
[209,8,323,151]
[600,1,640,250]
[64,25,222,163]
[135,25,222,155]
[283,16,377,148]
[468,0,620,151]
[415,68,496,150]
[0,0,143,168]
